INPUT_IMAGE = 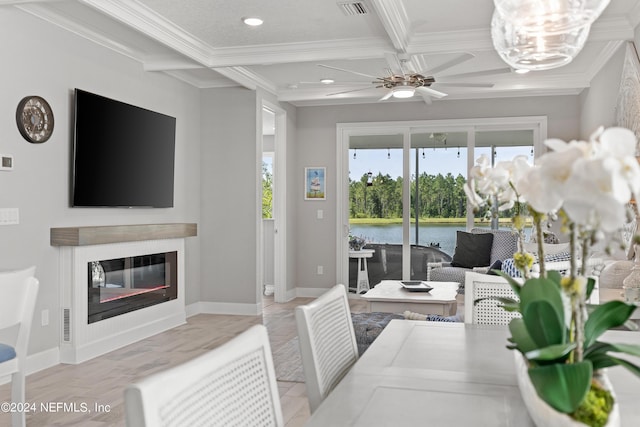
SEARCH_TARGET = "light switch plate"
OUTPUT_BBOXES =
[0,208,19,225]
[0,154,13,171]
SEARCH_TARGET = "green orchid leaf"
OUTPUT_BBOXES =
[520,278,565,327]
[525,343,575,363]
[547,270,562,285]
[584,341,640,372]
[528,362,592,414]
[585,277,596,300]
[496,270,523,297]
[584,301,637,347]
[509,318,538,354]
[607,355,640,378]
[523,300,565,347]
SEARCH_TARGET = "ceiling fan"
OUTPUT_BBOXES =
[315,53,511,103]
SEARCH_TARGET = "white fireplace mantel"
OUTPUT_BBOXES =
[51,223,197,364]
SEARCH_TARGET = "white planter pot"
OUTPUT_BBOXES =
[514,351,620,427]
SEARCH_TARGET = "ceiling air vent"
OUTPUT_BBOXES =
[337,1,370,16]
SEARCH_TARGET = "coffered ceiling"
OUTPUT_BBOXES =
[7,0,640,106]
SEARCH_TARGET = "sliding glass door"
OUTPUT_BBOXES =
[337,117,546,289]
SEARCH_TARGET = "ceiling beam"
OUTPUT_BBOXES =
[369,0,411,52]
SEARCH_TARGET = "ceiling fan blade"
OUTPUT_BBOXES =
[326,86,375,96]
[317,64,379,79]
[424,53,474,76]
[379,90,394,101]
[298,81,372,86]
[420,93,433,105]
[416,86,447,99]
[383,52,404,76]
[434,82,495,88]
[442,67,511,79]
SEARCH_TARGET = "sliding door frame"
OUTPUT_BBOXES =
[336,116,547,286]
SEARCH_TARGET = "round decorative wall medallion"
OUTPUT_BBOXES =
[16,96,54,143]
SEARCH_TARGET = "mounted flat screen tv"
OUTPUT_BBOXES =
[72,89,176,208]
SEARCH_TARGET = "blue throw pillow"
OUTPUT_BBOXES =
[0,343,16,363]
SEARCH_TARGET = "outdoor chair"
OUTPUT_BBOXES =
[0,266,39,427]
[295,284,359,413]
[124,324,283,427]
[428,228,518,292]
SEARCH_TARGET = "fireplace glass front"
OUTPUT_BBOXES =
[87,251,177,323]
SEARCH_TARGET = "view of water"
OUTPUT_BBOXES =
[349,223,523,256]
[349,223,469,256]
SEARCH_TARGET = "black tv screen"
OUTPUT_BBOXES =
[72,89,176,208]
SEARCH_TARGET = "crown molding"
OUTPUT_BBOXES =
[163,70,238,89]
[589,16,635,41]
[17,2,145,62]
[584,40,625,82]
[203,37,393,67]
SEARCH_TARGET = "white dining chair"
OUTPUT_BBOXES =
[124,324,283,427]
[295,284,359,413]
[0,266,39,427]
[464,271,521,325]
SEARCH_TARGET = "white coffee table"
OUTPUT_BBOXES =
[361,280,459,316]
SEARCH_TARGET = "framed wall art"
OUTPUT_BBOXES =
[305,167,326,200]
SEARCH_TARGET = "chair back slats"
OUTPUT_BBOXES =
[473,282,521,325]
[0,266,37,330]
[0,266,38,427]
[125,324,283,427]
[296,284,359,413]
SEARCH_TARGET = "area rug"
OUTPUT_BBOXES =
[273,336,305,382]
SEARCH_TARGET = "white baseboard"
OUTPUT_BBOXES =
[188,301,261,316]
[0,347,60,385]
[295,287,333,298]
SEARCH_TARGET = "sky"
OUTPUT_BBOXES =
[348,146,533,181]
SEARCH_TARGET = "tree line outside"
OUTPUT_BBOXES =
[349,172,517,223]
[350,172,469,221]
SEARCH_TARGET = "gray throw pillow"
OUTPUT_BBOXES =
[451,231,494,268]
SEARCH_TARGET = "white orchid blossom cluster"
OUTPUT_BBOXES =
[466,127,640,234]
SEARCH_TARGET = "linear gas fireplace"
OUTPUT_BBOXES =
[88,251,177,323]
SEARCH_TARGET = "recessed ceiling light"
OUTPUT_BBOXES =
[242,17,263,26]
[320,78,335,84]
[514,68,530,74]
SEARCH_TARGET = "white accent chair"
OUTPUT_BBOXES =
[464,271,520,325]
[295,284,359,413]
[0,266,38,427]
[124,324,283,427]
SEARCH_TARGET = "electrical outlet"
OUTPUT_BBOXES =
[317,209,323,219]
[317,265,324,275]
[41,309,49,326]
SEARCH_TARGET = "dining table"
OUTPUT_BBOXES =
[305,320,640,426]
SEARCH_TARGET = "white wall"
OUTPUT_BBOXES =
[579,43,626,138]
[0,9,202,355]
[294,96,580,291]
[200,87,261,307]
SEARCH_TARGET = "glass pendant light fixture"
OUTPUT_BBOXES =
[491,9,590,70]
[493,0,610,34]
[491,0,610,71]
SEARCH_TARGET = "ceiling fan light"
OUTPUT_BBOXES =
[320,78,334,84]
[391,86,415,98]
[491,10,590,70]
[493,0,610,34]
[514,68,530,74]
